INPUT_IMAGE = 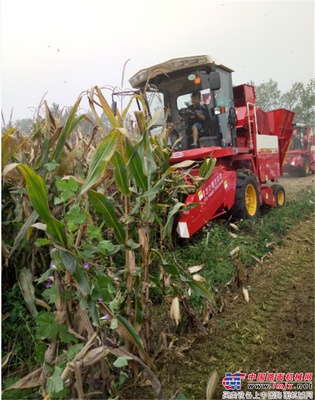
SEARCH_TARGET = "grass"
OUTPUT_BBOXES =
[171,185,314,308]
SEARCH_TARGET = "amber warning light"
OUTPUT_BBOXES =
[194,76,201,84]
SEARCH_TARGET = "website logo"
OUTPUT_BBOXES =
[222,372,246,390]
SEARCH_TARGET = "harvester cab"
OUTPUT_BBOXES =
[129,55,236,150]
[128,55,295,238]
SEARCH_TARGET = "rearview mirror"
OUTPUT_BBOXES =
[111,101,117,116]
[210,72,221,91]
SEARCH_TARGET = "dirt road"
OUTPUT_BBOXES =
[125,175,314,400]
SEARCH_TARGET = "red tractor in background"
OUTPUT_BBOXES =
[127,55,295,238]
[283,123,315,176]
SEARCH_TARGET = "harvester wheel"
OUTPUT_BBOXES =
[299,157,310,177]
[271,184,285,207]
[230,171,260,220]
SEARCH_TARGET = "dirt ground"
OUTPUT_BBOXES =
[123,174,314,400]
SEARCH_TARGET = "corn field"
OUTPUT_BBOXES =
[2,87,216,399]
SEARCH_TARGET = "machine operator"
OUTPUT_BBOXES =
[187,91,210,148]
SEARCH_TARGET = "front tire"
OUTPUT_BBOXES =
[271,184,285,207]
[230,171,260,220]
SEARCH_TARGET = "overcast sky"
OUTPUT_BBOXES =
[1,0,314,121]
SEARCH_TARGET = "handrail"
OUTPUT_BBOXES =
[246,102,257,149]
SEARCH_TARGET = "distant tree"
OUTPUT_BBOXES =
[252,79,314,127]
[253,79,282,111]
[15,118,33,134]
[280,82,304,124]
[280,80,315,125]
[51,102,61,117]
[297,79,314,126]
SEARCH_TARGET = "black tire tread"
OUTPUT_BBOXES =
[230,170,260,220]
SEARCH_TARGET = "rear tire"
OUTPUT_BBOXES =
[230,171,260,220]
[299,158,310,177]
[271,184,285,207]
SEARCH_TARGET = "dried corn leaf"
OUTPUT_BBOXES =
[170,160,196,170]
[243,287,250,302]
[188,265,204,274]
[229,246,240,256]
[229,232,238,239]
[109,346,163,400]
[229,222,240,231]
[68,346,110,369]
[2,162,20,179]
[206,369,220,400]
[3,367,42,391]
[35,298,51,311]
[170,297,181,326]
[2,351,12,369]
[250,254,261,264]
[192,274,206,282]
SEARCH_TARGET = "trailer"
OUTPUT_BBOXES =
[128,55,294,238]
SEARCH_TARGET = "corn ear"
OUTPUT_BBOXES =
[170,297,181,326]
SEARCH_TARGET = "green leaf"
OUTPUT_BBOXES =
[187,280,216,306]
[35,238,51,247]
[46,366,64,396]
[111,151,131,196]
[67,344,84,361]
[17,165,67,247]
[162,201,185,240]
[134,291,144,325]
[80,129,120,194]
[36,267,56,284]
[37,312,58,340]
[97,276,114,302]
[87,224,103,240]
[44,161,59,171]
[42,285,59,304]
[147,108,164,130]
[18,267,38,317]
[88,296,100,326]
[91,285,102,301]
[52,97,85,162]
[60,250,76,274]
[110,317,118,330]
[8,210,39,258]
[113,356,132,368]
[88,190,126,245]
[98,240,115,254]
[65,204,86,225]
[163,263,180,276]
[94,86,119,128]
[125,139,148,191]
[175,392,189,400]
[35,342,47,364]
[115,314,144,350]
[74,265,90,295]
[58,177,79,192]
[59,324,78,343]
[126,238,141,249]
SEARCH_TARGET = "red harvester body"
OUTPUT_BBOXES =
[128,55,295,237]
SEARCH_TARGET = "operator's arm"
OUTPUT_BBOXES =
[195,106,208,121]
[195,111,206,121]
